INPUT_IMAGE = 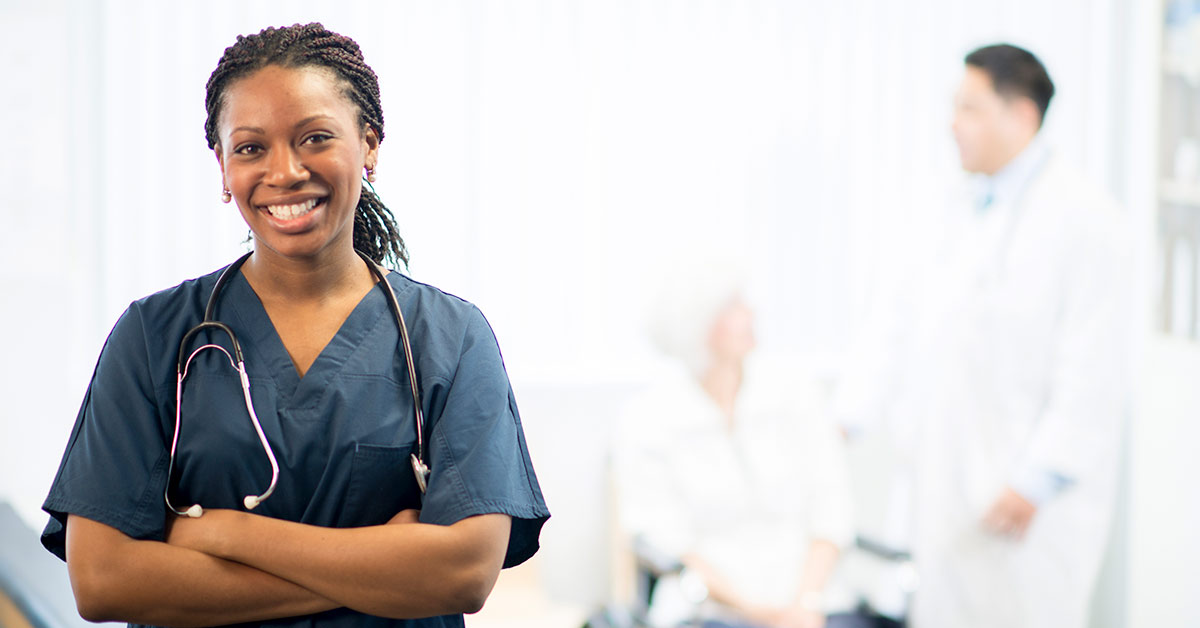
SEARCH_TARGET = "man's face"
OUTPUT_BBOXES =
[952,66,1033,175]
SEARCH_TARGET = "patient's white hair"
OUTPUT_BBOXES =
[647,258,748,376]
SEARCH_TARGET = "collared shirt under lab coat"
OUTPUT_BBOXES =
[614,359,854,613]
[833,138,1131,628]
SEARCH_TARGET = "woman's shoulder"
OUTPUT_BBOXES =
[121,265,229,332]
[85,265,232,390]
[382,273,510,377]
[98,264,224,326]
[384,272,491,333]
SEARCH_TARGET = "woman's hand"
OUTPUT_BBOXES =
[766,605,826,628]
[740,604,824,628]
[387,509,421,525]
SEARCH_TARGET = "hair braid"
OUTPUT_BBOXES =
[204,23,408,267]
[355,186,406,266]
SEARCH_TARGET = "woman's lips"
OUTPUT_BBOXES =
[262,197,323,220]
[257,197,328,233]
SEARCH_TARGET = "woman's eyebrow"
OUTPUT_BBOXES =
[229,116,337,135]
[294,115,336,128]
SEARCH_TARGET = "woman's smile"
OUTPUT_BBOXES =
[261,197,324,221]
[256,196,330,234]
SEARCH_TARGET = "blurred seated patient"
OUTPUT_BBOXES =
[614,262,853,628]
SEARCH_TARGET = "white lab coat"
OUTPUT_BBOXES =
[834,153,1131,628]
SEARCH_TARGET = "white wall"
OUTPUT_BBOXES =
[1123,3,1200,628]
[1129,339,1200,627]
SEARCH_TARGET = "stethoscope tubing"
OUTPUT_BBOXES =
[166,251,428,518]
[363,252,430,492]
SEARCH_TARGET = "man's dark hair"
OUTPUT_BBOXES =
[965,44,1055,127]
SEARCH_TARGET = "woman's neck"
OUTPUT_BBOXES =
[700,359,743,424]
[242,243,372,303]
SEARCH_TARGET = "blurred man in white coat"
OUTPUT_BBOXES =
[833,44,1130,628]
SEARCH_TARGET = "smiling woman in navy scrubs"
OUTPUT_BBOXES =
[39,23,548,628]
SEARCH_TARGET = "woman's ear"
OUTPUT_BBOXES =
[363,125,381,170]
[214,147,231,203]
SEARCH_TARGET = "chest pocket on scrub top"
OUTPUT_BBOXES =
[340,441,423,527]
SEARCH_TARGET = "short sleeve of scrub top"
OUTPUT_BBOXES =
[43,302,172,552]
[415,303,549,567]
[41,265,550,627]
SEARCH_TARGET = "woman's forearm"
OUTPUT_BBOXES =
[66,515,337,627]
[175,510,511,619]
[794,539,840,605]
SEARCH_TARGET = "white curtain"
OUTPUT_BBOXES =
[0,0,1134,612]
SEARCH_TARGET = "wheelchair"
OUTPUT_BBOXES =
[583,535,913,628]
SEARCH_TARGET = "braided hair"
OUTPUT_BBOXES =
[205,23,408,267]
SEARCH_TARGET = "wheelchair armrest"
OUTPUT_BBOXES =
[854,535,912,563]
[632,536,684,576]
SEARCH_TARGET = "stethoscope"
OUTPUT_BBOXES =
[165,250,429,518]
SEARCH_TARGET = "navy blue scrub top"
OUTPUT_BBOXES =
[41,262,550,628]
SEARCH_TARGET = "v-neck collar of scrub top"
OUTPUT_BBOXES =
[220,269,394,412]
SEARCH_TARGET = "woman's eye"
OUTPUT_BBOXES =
[234,144,261,156]
[303,133,333,145]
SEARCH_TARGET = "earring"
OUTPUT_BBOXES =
[221,188,232,204]
[365,166,377,183]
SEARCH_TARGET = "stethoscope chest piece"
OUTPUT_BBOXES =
[411,454,430,493]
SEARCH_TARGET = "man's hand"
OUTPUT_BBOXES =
[982,487,1037,540]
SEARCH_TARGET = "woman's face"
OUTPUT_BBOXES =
[708,299,756,364]
[215,64,379,262]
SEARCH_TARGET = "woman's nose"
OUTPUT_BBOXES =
[263,146,309,187]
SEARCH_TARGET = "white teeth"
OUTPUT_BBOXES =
[265,198,319,220]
